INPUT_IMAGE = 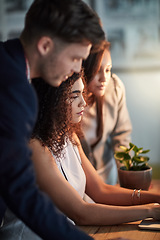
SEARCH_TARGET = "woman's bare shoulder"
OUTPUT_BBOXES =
[29,138,51,157]
[29,138,43,150]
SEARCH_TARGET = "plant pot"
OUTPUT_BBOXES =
[118,166,152,190]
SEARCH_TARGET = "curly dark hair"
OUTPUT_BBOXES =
[32,71,86,158]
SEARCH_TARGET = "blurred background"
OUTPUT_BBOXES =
[0,0,160,178]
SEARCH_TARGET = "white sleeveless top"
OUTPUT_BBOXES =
[53,139,86,202]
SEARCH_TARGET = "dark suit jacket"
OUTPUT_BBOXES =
[0,39,92,240]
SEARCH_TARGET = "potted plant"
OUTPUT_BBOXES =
[114,142,152,190]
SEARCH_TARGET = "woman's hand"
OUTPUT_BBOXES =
[150,203,160,220]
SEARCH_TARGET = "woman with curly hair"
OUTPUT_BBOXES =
[30,72,160,227]
[31,71,85,159]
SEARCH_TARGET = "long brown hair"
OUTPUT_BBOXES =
[82,41,111,149]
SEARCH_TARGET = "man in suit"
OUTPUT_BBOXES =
[0,0,105,239]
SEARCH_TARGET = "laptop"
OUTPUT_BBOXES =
[138,218,160,230]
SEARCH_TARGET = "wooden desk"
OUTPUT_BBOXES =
[79,180,160,240]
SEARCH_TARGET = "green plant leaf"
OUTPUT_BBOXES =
[137,148,143,154]
[132,156,149,163]
[124,160,131,170]
[140,156,150,162]
[138,148,143,151]
[141,149,150,154]
[114,152,131,161]
[129,143,135,151]
[129,142,134,148]
[133,145,139,153]
[119,146,128,152]
[115,142,150,171]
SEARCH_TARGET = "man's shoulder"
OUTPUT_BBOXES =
[0,39,37,130]
[0,38,21,53]
[0,39,26,85]
[0,39,24,65]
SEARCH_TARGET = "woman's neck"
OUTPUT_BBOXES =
[88,94,96,106]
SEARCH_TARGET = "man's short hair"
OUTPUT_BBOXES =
[21,0,105,50]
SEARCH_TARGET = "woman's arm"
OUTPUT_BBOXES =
[29,139,160,226]
[29,139,87,223]
[76,135,160,206]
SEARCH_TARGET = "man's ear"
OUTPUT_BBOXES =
[37,36,54,56]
